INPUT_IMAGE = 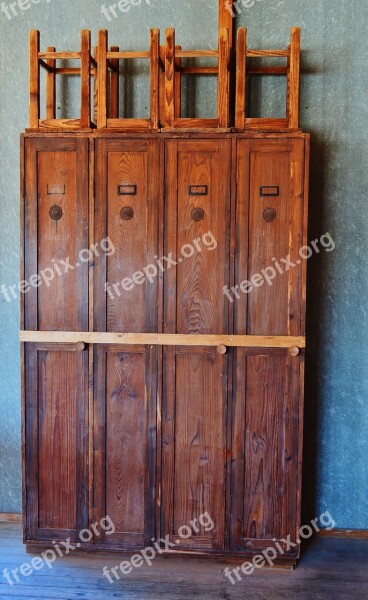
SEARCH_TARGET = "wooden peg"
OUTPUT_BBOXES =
[289,346,300,357]
[217,345,227,355]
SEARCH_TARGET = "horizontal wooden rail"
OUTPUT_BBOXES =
[38,52,81,59]
[20,331,306,349]
[248,66,288,75]
[107,51,150,59]
[181,67,219,74]
[246,49,289,58]
[175,50,219,58]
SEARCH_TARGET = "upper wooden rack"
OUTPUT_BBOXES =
[28,26,301,132]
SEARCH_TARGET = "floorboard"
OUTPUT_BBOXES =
[0,524,367,599]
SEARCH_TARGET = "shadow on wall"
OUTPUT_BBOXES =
[301,47,329,526]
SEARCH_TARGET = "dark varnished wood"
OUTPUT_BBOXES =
[22,132,308,566]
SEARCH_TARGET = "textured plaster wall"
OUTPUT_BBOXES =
[0,0,367,528]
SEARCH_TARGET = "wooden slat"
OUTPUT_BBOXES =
[244,117,290,128]
[219,0,233,49]
[171,118,219,128]
[109,45,119,119]
[175,50,218,58]
[235,27,246,129]
[181,67,218,74]
[289,27,301,129]
[246,49,289,57]
[20,331,306,349]
[0,513,22,522]
[107,50,150,59]
[248,66,288,74]
[80,30,91,128]
[38,118,83,130]
[218,27,229,127]
[150,29,160,129]
[46,46,56,120]
[29,30,40,129]
[38,52,81,59]
[164,28,175,127]
[93,46,98,125]
[97,30,108,128]
[106,118,151,128]
[55,67,81,74]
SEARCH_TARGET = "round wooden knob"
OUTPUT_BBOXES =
[217,345,227,355]
[288,346,300,357]
[263,208,276,223]
[191,208,205,222]
[49,205,63,221]
[120,206,134,220]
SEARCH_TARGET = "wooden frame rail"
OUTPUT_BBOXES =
[20,331,305,350]
[235,27,301,131]
[97,29,160,130]
[29,30,96,131]
[163,27,230,129]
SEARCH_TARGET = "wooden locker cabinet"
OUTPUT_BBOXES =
[22,132,309,566]
[22,137,90,543]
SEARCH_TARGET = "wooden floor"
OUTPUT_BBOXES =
[0,524,367,599]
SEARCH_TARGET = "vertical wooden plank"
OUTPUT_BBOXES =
[93,46,98,125]
[164,28,175,127]
[162,139,231,551]
[46,47,56,120]
[289,27,301,129]
[36,139,89,332]
[219,0,233,50]
[217,28,229,128]
[286,45,291,122]
[20,135,26,541]
[109,45,120,119]
[235,28,246,129]
[29,30,40,128]
[80,30,91,128]
[150,29,160,129]
[97,30,108,128]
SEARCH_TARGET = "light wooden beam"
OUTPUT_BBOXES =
[20,331,306,349]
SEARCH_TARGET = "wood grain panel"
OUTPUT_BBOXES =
[235,139,305,336]
[94,139,160,334]
[93,345,157,548]
[231,348,301,556]
[163,140,230,552]
[25,344,88,542]
[105,350,146,535]
[162,347,227,551]
[24,138,89,332]
[165,139,231,334]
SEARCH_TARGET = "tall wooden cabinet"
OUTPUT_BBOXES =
[21,18,309,567]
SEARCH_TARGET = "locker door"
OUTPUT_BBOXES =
[235,138,305,336]
[230,138,307,556]
[162,140,231,552]
[23,137,89,543]
[93,139,160,548]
